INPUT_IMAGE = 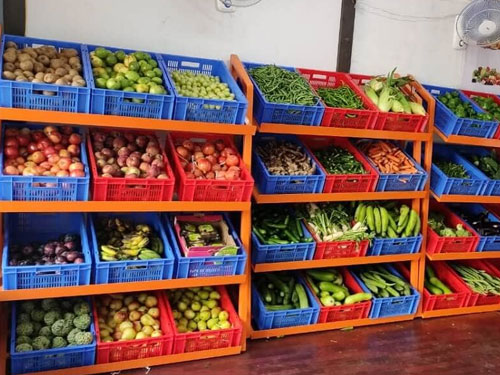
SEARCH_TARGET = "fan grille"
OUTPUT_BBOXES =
[457,0,500,45]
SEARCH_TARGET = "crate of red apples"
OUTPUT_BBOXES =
[88,129,175,201]
[167,132,253,201]
[0,122,89,201]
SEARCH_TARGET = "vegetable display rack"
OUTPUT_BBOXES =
[248,73,436,340]
[0,53,254,375]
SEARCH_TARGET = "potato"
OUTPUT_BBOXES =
[37,55,50,66]
[3,51,17,63]
[63,63,72,71]
[68,56,80,66]
[43,73,57,83]
[32,78,43,83]
[72,63,82,72]
[23,71,34,79]
[15,75,27,82]
[2,71,16,80]
[14,61,20,68]
[72,79,86,87]
[72,74,83,82]
[5,47,17,54]
[44,47,57,59]
[5,41,18,49]
[68,69,78,77]
[63,74,73,81]
[14,69,24,76]
[19,60,34,72]
[45,68,55,74]
[22,47,37,59]
[55,77,69,85]
[3,62,15,72]
[35,72,45,80]
[59,56,69,65]
[17,53,31,63]
[61,48,78,58]
[50,59,63,69]
[27,76,34,82]
[33,62,45,73]
[54,67,67,77]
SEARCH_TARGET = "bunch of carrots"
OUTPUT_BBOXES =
[358,140,418,174]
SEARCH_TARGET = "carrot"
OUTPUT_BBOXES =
[360,140,420,176]
[387,155,401,163]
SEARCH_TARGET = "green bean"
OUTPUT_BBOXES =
[317,86,364,109]
[451,264,500,295]
[249,65,318,106]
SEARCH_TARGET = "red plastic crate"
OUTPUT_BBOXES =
[297,69,378,129]
[164,286,242,353]
[427,202,479,254]
[92,291,174,364]
[167,132,253,201]
[301,136,378,193]
[422,262,471,312]
[456,260,500,307]
[88,129,175,201]
[305,221,369,259]
[462,90,500,139]
[305,267,371,323]
[349,73,429,133]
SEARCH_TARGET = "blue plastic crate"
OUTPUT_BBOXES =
[253,134,326,194]
[252,220,315,264]
[160,54,248,124]
[367,235,422,256]
[352,265,420,319]
[424,84,499,138]
[0,123,90,201]
[456,146,500,196]
[84,44,175,119]
[431,144,487,196]
[164,213,247,278]
[2,213,91,290]
[252,275,320,330]
[10,299,96,374]
[450,203,500,252]
[89,212,174,284]
[358,140,428,192]
[0,34,91,113]
[244,61,325,125]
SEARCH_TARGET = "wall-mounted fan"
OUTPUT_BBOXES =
[216,0,262,12]
[454,0,500,49]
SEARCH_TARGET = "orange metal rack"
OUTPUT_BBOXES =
[0,55,255,375]
[247,81,436,339]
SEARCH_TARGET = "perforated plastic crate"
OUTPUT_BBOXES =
[431,145,488,197]
[0,123,90,201]
[297,69,378,129]
[2,213,91,290]
[161,54,247,124]
[93,291,173,363]
[252,219,315,264]
[10,299,96,374]
[422,262,471,312]
[302,136,378,193]
[84,44,175,119]
[87,129,175,201]
[349,73,429,132]
[167,132,254,201]
[89,212,175,284]
[164,286,242,353]
[252,275,320,330]
[357,140,428,192]
[450,203,500,252]
[462,91,500,139]
[427,202,479,254]
[304,268,372,323]
[456,146,500,196]
[253,134,326,194]
[244,61,325,125]
[368,235,422,256]
[352,264,420,319]
[0,34,91,113]
[164,213,247,278]
[424,84,499,138]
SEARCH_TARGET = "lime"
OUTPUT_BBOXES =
[96,77,107,89]
[137,77,151,85]
[147,59,158,68]
[125,71,140,83]
[128,62,139,72]
[153,68,162,77]
[105,78,121,90]
[123,86,135,92]
[114,50,126,62]
[94,47,109,59]
[134,51,147,61]
[149,85,165,95]
[140,63,152,74]
[105,54,118,66]
[145,70,156,79]
[151,77,163,85]
[120,79,131,89]
[124,55,137,68]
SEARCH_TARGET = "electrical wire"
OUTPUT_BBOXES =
[218,0,263,8]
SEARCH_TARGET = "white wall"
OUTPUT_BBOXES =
[351,0,470,87]
[25,0,342,70]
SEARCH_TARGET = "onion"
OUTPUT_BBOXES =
[124,133,135,143]
[48,132,62,144]
[197,158,212,173]
[101,148,113,158]
[176,146,189,159]
[205,171,215,179]
[182,140,194,151]
[215,139,226,151]
[193,168,204,177]
[57,157,71,170]
[126,155,140,168]
[147,165,160,178]
[202,142,215,156]
[151,158,165,169]
[146,145,159,156]
[93,141,104,151]
[27,142,38,154]
[127,143,138,152]
[67,144,80,156]
[73,257,84,264]
[226,154,239,167]
[216,171,226,180]
[117,156,127,167]
[59,149,70,158]
[194,151,204,160]
[139,162,150,172]
[3,166,19,175]
[48,154,60,164]
[69,133,81,145]
[31,151,45,164]
[56,170,69,177]
[117,147,130,157]
[225,170,239,180]
[70,170,85,177]
[112,136,126,149]
[43,125,57,135]
[206,155,217,165]
[157,173,168,179]
[69,162,84,172]
[141,153,153,163]
[136,135,148,148]
[5,136,19,148]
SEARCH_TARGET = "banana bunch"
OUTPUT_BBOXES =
[97,218,164,262]
[354,202,420,238]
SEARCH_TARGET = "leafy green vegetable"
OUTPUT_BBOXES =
[429,211,471,237]
[468,151,500,179]
[436,160,470,178]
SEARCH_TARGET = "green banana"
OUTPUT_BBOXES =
[138,249,161,260]
[374,207,382,234]
[150,236,164,254]
[366,205,375,231]
[380,207,389,234]
[405,210,419,237]
[397,205,410,228]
